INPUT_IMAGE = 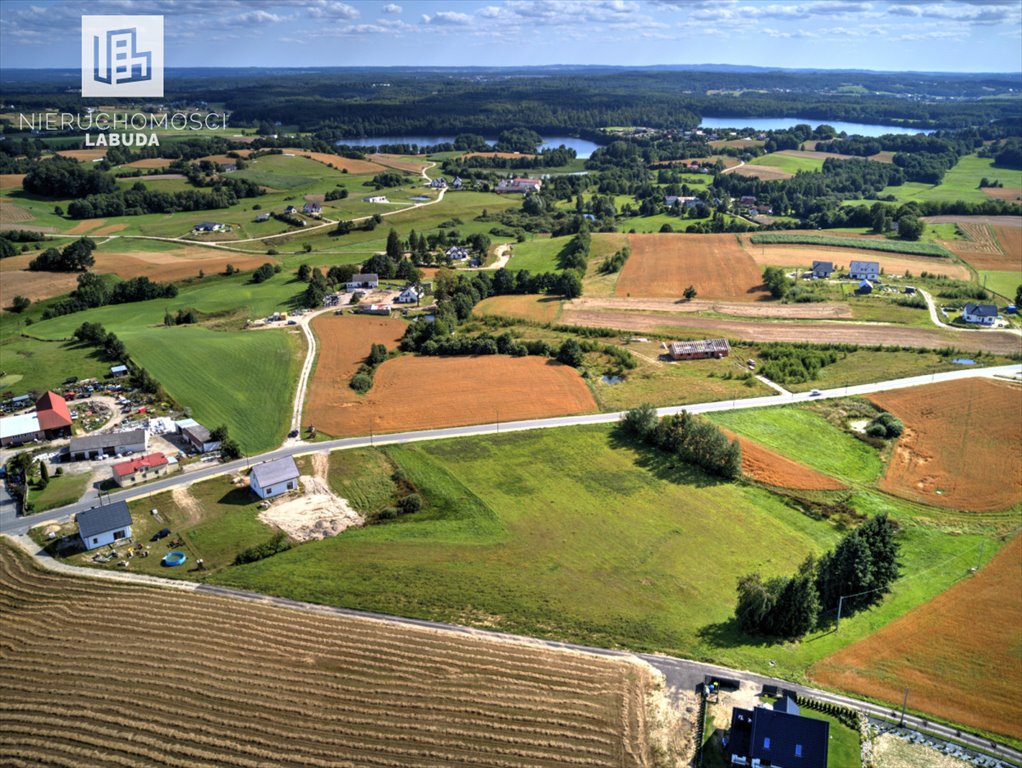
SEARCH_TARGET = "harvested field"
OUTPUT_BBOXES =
[616,234,770,301]
[0,174,25,190]
[709,139,763,149]
[774,148,894,165]
[571,296,852,319]
[923,215,1022,228]
[811,533,1022,741]
[947,222,1003,254]
[869,378,1022,511]
[280,148,387,174]
[90,223,127,236]
[122,158,173,169]
[561,308,1022,355]
[992,225,1022,268]
[309,355,596,437]
[55,148,106,162]
[0,200,32,226]
[743,244,971,281]
[722,429,845,490]
[0,540,662,767]
[367,153,430,173]
[658,156,739,169]
[0,269,78,305]
[982,187,1022,202]
[65,218,106,235]
[86,247,271,283]
[727,165,793,181]
[473,294,563,323]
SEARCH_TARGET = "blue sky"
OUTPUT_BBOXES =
[1,0,1019,72]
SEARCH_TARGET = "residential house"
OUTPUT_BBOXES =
[346,273,379,291]
[848,260,880,280]
[396,286,420,304]
[76,501,133,551]
[357,303,392,315]
[494,178,543,194]
[962,303,998,325]
[254,213,271,222]
[111,452,175,488]
[284,205,298,215]
[739,195,757,206]
[728,696,829,768]
[250,456,300,500]
[110,365,129,377]
[193,222,227,233]
[69,429,148,461]
[445,246,470,261]
[363,195,389,203]
[452,176,463,189]
[302,202,322,217]
[35,391,73,439]
[181,423,220,454]
[0,413,43,447]
[811,261,834,279]
[666,339,730,360]
[430,177,448,188]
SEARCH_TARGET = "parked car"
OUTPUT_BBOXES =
[288,429,299,438]
[151,528,171,541]
[809,389,822,397]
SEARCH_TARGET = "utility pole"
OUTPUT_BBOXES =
[835,595,845,631]
[899,688,909,727]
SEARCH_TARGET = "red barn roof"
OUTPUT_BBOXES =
[35,391,72,431]
[112,453,168,478]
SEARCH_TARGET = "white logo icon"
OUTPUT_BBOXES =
[82,16,163,98]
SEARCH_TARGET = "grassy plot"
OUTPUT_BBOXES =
[0,335,112,394]
[978,270,1021,302]
[748,152,826,174]
[876,155,1022,205]
[29,472,92,512]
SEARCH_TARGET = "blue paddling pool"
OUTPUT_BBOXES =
[162,551,187,567]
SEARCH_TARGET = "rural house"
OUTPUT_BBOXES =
[430,177,447,188]
[69,430,148,461]
[452,176,463,189]
[811,261,833,279]
[848,260,880,280]
[193,222,227,233]
[0,413,44,447]
[666,339,731,361]
[346,273,379,291]
[284,205,298,215]
[856,279,874,295]
[254,213,270,222]
[111,452,174,488]
[962,303,998,325]
[396,286,420,304]
[76,501,133,551]
[357,303,392,315]
[35,391,73,439]
[494,178,542,194]
[446,246,470,261]
[249,456,300,500]
[728,696,829,768]
[363,195,389,203]
[302,202,322,217]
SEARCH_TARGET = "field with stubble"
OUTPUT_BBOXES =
[0,541,661,767]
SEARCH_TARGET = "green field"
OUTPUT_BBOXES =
[748,233,950,257]
[876,155,1022,204]
[748,152,826,174]
[980,270,1021,303]
[29,472,92,512]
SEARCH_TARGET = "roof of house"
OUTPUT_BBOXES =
[812,260,834,271]
[0,412,42,439]
[773,696,801,715]
[729,705,829,768]
[112,452,168,478]
[250,456,300,489]
[174,418,199,430]
[849,260,880,272]
[182,424,213,444]
[35,391,72,431]
[350,273,378,282]
[110,365,129,374]
[77,501,132,539]
[69,429,146,453]
[964,303,998,317]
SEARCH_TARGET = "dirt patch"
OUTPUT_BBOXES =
[616,234,770,301]
[723,429,846,490]
[171,486,206,528]
[869,378,1022,511]
[0,200,33,225]
[56,148,107,162]
[474,294,563,323]
[744,244,971,281]
[811,533,1022,741]
[367,153,431,173]
[90,223,127,236]
[982,187,1022,202]
[65,218,106,235]
[91,247,271,283]
[303,193,326,203]
[122,158,174,169]
[571,296,852,319]
[872,733,971,768]
[0,174,25,191]
[307,355,596,438]
[729,165,794,181]
[280,148,387,174]
[258,474,364,542]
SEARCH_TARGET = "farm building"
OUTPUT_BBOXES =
[396,286,420,304]
[430,177,447,188]
[0,413,44,447]
[358,303,393,315]
[250,456,300,500]
[111,452,175,488]
[811,261,833,279]
[728,696,828,768]
[76,501,133,551]
[254,213,270,222]
[69,430,148,461]
[284,205,298,215]
[495,178,542,194]
[856,279,874,295]
[3,394,32,412]
[181,423,220,454]
[302,202,322,217]
[666,339,731,361]
[35,391,73,439]
[110,365,128,377]
[452,176,463,189]
[962,303,998,325]
[193,222,227,233]
[363,195,389,203]
[346,273,379,291]
[848,260,880,280]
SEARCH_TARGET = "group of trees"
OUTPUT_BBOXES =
[28,237,96,272]
[756,343,846,385]
[43,272,177,320]
[211,424,242,461]
[620,403,742,481]
[736,515,900,639]
[73,321,126,362]
[558,225,591,271]
[350,343,391,393]
[599,244,630,274]
[67,176,264,219]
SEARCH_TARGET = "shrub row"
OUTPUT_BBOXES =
[749,233,949,257]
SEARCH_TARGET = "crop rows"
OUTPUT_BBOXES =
[0,543,654,767]
[749,233,951,257]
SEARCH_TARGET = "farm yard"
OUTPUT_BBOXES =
[615,234,770,301]
[870,378,1022,512]
[810,533,1022,742]
[0,541,668,767]
[742,242,972,282]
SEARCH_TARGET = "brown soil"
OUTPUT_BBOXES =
[729,165,794,181]
[0,174,25,191]
[982,187,1022,202]
[90,224,127,236]
[122,158,173,169]
[258,474,363,542]
[561,307,1022,355]
[65,218,106,235]
[721,429,845,490]
[0,201,32,225]
[571,296,853,319]
[0,270,78,304]
[743,243,971,281]
[810,533,1022,741]
[616,234,770,301]
[869,378,1022,511]
[991,226,1022,269]
[55,148,107,162]
[279,149,387,174]
[308,355,596,438]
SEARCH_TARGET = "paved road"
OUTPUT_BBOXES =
[4,363,1019,539]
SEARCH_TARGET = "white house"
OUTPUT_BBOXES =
[430,177,447,188]
[346,273,379,291]
[848,260,880,280]
[77,501,133,550]
[396,286,420,304]
[446,246,470,261]
[111,452,175,488]
[494,178,542,194]
[363,195,389,203]
[302,202,322,217]
[193,222,227,233]
[250,456,300,500]
[962,303,998,325]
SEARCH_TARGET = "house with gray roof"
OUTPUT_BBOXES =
[76,501,133,550]
[250,457,300,499]
[848,260,880,280]
[69,429,148,461]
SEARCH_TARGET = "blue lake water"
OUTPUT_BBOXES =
[698,116,931,137]
[336,136,602,158]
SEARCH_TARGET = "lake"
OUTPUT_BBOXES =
[698,116,931,137]
[336,135,602,158]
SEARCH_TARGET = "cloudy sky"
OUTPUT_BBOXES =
[1,0,1019,72]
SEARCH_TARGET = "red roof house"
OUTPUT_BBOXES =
[111,453,172,487]
[35,391,73,435]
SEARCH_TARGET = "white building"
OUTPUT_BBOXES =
[962,303,998,325]
[0,412,43,447]
[346,273,379,291]
[396,286,420,304]
[77,501,133,550]
[363,195,389,203]
[250,457,300,500]
[848,260,880,280]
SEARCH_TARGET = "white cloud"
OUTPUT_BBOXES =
[422,11,473,24]
[308,1,360,19]
[382,3,402,13]
[238,10,285,24]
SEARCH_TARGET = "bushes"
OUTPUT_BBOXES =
[350,343,392,393]
[234,532,292,565]
[749,233,950,257]
[866,412,903,439]
[620,405,742,481]
[598,245,631,274]
[757,344,843,385]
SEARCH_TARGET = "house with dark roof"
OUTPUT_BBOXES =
[346,273,379,291]
[250,456,300,499]
[194,222,227,233]
[848,260,880,280]
[181,423,220,454]
[302,201,322,217]
[76,501,133,550]
[35,391,72,439]
[69,429,148,461]
[667,339,731,360]
[728,696,829,768]
[856,279,874,295]
[962,303,998,326]
[811,261,833,279]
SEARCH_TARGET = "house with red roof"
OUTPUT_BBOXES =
[35,391,73,439]
[110,452,176,488]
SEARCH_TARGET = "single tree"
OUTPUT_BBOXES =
[683,285,697,301]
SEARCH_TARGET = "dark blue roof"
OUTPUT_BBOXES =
[729,705,829,768]
[77,501,132,539]
[774,695,801,715]
[965,303,997,317]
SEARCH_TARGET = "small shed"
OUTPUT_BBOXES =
[110,365,129,377]
[77,501,133,550]
[250,457,300,499]
[856,279,874,295]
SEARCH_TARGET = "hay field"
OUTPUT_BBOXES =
[743,243,972,281]
[0,174,25,190]
[55,148,106,162]
[0,268,78,304]
[982,187,1022,202]
[65,218,107,235]
[571,296,852,319]
[309,355,596,437]
[0,541,659,767]
[992,226,1022,269]
[870,379,1022,511]
[810,533,1022,741]
[723,430,845,490]
[615,234,769,301]
[727,165,793,181]
[462,151,537,160]
[122,157,174,169]
[281,148,387,174]
[367,154,431,173]
[473,294,563,323]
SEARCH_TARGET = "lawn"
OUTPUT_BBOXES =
[0,334,112,395]
[877,155,1022,205]
[979,269,1021,302]
[748,153,825,174]
[29,472,92,512]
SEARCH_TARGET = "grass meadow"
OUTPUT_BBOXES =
[877,155,1022,205]
[748,153,826,174]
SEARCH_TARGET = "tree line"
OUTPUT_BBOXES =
[620,403,742,481]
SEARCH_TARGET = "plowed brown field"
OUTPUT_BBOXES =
[65,218,106,235]
[281,149,387,174]
[810,533,1022,741]
[0,269,78,304]
[56,148,106,162]
[616,234,769,301]
[870,378,1022,511]
[0,541,659,767]
[744,244,971,281]
[722,429,845,490]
